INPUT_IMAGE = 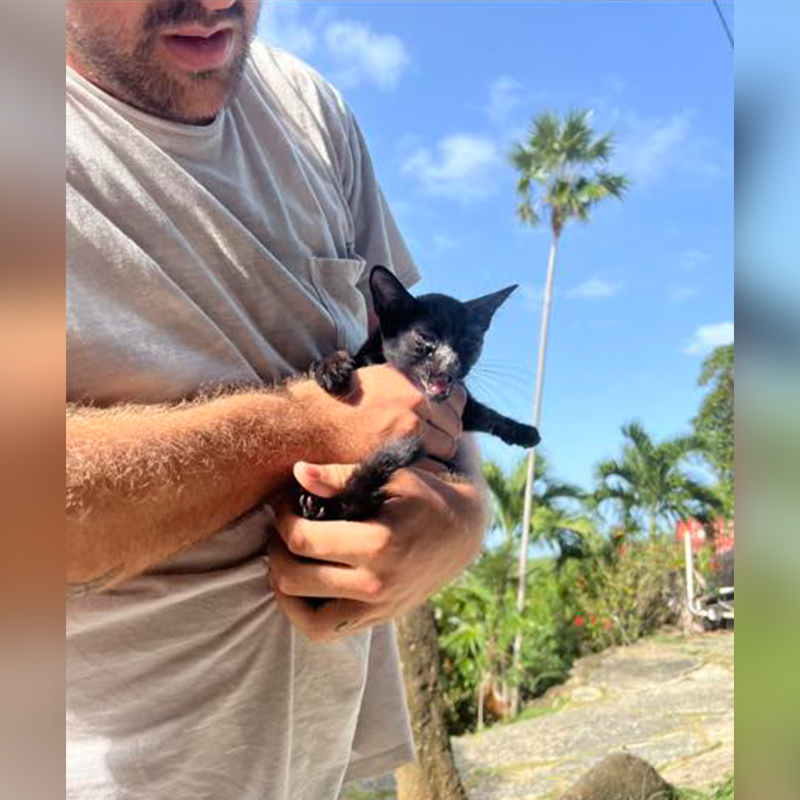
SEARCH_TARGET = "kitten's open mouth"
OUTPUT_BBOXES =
[423,374,453,401]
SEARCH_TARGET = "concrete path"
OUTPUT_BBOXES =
[343,631,734,799]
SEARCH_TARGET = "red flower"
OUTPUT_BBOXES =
[590,616,597,626]
[573,615,586,628]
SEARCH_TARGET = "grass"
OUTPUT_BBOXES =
[676,774,734,800]
[511,695,570,724]
[338,788,395,800]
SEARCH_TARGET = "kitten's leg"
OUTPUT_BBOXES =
[297,436,424,610]
[297,436,425,522]
[462,394,541,448]
[312,350,356,396]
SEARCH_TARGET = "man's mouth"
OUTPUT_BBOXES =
[160,25,236,72]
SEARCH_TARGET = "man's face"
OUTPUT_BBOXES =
[66,1,261,124]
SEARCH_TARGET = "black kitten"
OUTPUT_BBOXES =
[297,266,540,523]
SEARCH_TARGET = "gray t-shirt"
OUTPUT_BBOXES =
[67,43,419,800]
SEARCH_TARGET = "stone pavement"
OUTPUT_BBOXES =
[342,631,734,799]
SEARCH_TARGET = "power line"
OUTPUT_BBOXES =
[712,0,734,49]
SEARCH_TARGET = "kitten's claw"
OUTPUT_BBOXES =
[298,492,328,520]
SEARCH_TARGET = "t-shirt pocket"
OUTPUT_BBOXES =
[307,256,370,353]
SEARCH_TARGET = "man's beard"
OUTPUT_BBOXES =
[67,1,257,125]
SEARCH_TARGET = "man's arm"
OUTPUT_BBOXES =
[67,387,311,597]
[66,366,465,596]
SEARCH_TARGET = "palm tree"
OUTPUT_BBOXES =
[692,343,734,517]
[594,421,723,540]
[483,457,584,577]
[480,457,584,715]
[509,109,629,714]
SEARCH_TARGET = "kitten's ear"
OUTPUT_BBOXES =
[466,284,518,330]
[369,266,417,320]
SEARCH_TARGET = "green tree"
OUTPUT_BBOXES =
[482,456,584,592]
[692,343,734,516]
[437,575,517,731]
[595,421,722,540]
[478,457,585,718]
[509,109,629,714]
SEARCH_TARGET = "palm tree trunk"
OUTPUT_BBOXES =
[510,233,560,717]
[395,604,468,800]
[477,672,486,731]
[649,511,657,541]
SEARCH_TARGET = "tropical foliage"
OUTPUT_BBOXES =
[693,343,734,516]
[431,348,732,734]
[594,422,723,540]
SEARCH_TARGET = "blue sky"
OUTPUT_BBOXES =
[258,1,734,492]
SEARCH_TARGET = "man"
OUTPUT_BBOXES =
[66,2,488,799]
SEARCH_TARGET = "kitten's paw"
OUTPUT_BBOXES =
[298,491,329,520]
[500,423,540,448]
[518,424,541,448]
[313,351,355,396]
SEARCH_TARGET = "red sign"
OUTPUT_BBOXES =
[676,518,734,555]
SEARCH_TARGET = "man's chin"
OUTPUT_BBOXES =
[145,64,240,124]
[173,90,229,124]
[157,49,248,124]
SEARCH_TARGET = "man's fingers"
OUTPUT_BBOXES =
[424,385,466,442]
[268,535,383,601]
[421,422,457,462]
[293,461,357,498]
[274,513,391,565]
[449,382,468,415]
[270,584,372,642]
[414,457,452,476]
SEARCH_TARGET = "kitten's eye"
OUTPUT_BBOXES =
[415,336,435,356]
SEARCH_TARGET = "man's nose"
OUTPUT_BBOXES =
[200,0,238,12]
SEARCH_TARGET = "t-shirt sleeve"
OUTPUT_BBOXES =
[341,109,421,295]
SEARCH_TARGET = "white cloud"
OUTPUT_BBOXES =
[668,285,701,304]
[566,276,624,300]
[401,134,501,203]
[258,9,410,92]
[259,1,317,57]
[685,322,734,355]
[486,76,525,124]
[615,111,693,185]
[677,248,712,272]
[324,21,410,91]
[613,109,728,186]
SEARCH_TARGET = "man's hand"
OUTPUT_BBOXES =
[290,365,467,465]
[267,457,488,641]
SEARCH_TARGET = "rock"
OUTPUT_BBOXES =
[560,753,675,800]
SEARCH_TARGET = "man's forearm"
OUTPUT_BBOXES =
[66,384,324,595]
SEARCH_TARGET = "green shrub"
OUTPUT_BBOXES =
[434,535,691,733]
[569,538,684,650]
